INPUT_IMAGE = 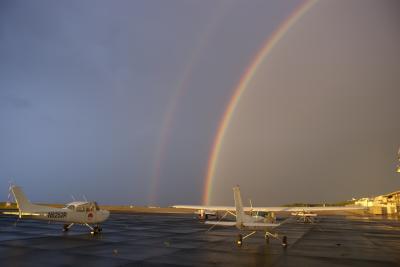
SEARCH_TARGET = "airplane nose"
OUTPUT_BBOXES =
[99,210,110,222]
[103,210,110,219]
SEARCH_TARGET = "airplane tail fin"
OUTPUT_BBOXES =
[233,186,245,225]
[11,186,35,213]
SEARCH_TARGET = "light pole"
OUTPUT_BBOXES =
[396,147,400,214]
[397,147,400,173]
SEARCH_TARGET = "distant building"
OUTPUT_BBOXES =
[354,198,373,208]
[355,191,400,215]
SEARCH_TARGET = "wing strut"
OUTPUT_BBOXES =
[207,211,230,232]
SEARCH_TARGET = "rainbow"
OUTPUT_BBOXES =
[148,4,228,204]
[203,0,317,205]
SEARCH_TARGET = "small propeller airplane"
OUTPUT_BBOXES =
[207,186,286,247]
[174,186,365,247]
[3,185,110,234]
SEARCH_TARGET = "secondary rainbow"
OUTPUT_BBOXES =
[203,0,317,205]
[148,5,228,204]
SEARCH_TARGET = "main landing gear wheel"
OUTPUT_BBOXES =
[62,224,69,232]
[237,234,243,246]
[282,236,288,248]
[91,226,102,235]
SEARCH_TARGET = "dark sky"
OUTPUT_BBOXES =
[212,0,400,205]
[1,0,399,206]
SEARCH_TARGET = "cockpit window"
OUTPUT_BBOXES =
[76,206,85,212]
[65,202,99,212]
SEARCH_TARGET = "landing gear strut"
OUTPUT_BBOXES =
[234,231,287,248]
[63,223,74,232]
[264,232,288,248]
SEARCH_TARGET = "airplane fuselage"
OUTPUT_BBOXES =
[17,207,110,224]
[9,186,110,230]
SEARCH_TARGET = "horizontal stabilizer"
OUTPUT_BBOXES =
[2,211,43,216]
[204,221,236,226]
[243,222,280,228]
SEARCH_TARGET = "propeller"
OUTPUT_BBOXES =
[249,199,258,217]
[5,180,20,226]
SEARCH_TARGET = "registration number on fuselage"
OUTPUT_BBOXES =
[47,212,67,219]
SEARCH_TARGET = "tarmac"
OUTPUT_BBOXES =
[0,212,400,266]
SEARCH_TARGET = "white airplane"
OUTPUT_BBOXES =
[291,210,318,223]
[174,188,364,222]
[3,185,110,234]
[174,186,365,246]
[206,186,286,247]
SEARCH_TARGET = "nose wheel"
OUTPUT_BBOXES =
[236,234,243,246]
[236,231,258,246]
[91,226,102,235]
[282,235,288,248]
[85,223,102,235]
[91,225,103,235]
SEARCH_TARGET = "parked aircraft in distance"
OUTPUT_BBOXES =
[174,186,365,246]
[3,185,110,234]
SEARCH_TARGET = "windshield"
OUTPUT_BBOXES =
[65,205,75,210]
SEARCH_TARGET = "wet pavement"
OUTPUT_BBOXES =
[0,212,400,266]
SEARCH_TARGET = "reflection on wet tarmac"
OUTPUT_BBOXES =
[0,213,400,266]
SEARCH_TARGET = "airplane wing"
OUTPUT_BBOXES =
[172,205,236,211]
[250,206,366,212]
[204,221,236,226]
[173,205,365,212]
[172,205,288,212]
